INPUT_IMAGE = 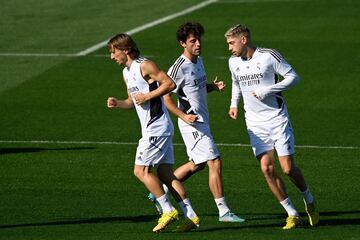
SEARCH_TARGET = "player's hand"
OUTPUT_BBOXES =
[107,97,118,108]
[252,88,269,101]
[252,91,260,100]
[134,92,148,105]
[213,76,226,91]
[228,107,238,120]
[183,114,198,126]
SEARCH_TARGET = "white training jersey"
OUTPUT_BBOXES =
[168,55,209,130]
[123,57,173,137]
[228,48,294,124]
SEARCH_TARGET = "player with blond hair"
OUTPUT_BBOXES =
[225,24,319,229]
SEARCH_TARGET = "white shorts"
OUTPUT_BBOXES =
[134,135,174,167]
[247,119,295,157]
[179,122,220,165]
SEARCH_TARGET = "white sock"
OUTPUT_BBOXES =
[215,197,230,217]
[178,198,197,219]
[157,194,174,213]
[280,197,299,216]
[301,187,314,204]
[162,184,170,195]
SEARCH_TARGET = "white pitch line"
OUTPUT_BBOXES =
[75,0,218,56]
[0,0,306,58]
[0,0,304,58]
[0,140,359,150]
[0,1,217,58]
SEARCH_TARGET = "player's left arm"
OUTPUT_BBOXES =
[135,60,176,105]
[252,70,299,100]
[207,76,226,92]
[252,54,300,100]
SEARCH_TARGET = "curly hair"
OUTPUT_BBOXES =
[176,22,205,43]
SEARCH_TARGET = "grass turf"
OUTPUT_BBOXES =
[0,0,359,239]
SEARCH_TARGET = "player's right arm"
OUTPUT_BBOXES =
[228,61,242,120]
[107,75,135,109]
[107,72,135,109]
[163,92,198,125]
[165,61,198,125]
[228,107,238,120]
[107,91,134,109]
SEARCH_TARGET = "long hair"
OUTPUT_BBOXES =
[107,33,140,59]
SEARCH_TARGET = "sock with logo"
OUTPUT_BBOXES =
[280,197,299,216]
[179,198,197,219]
[156,194,174,213]
[215,197,230,217]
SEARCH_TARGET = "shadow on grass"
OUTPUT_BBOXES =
[195,218,360,233]
[195,210,360,232]
[0,211,359,230]
[228,210,360,221]
[0,215,156,229]
[0,147,96,155]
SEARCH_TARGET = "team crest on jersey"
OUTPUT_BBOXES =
[209,147,214,154]
[256,62,261,70]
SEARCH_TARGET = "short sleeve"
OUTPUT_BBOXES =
[167,65,185,94]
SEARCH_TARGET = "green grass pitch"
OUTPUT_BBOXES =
[0,0,359,239]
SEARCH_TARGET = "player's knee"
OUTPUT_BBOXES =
[133,167,145,180]
[133,168,141,179]
[261,164,274,176]
[282,165,298,176]
[280,162,295,176]
[279,155,295,176]
[282,167,292,176]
